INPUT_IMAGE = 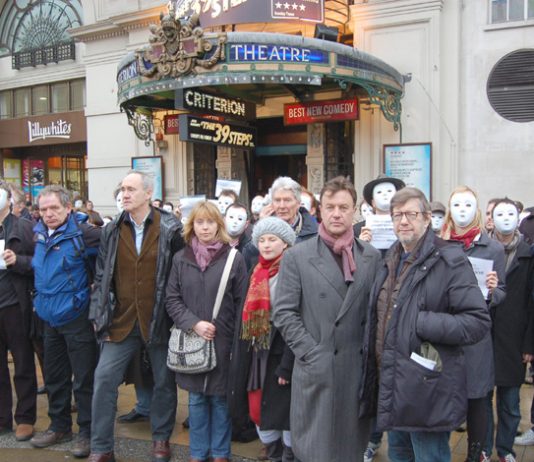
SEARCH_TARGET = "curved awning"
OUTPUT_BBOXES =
[116,12,405,142]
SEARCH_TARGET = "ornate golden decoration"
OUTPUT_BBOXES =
[136,4,226,79]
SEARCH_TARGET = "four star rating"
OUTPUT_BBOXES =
[274,2,306,11]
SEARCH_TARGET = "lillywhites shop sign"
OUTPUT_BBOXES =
[28,119,72,143]
[179,115,256,148]
[284,99,359,125]
[173,0,324,28]
[175,89,256,121]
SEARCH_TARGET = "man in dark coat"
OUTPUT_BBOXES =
[242,177,317,270]
[367,187,490,462]
[0,180,36,442]
[273,177,381,462]
[484,198,534,460]
[88,170,184,462]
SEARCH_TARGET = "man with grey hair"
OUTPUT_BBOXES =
[88,170,184,462]
[7,184,33,221]
[30,185,101,457]
[366,187,490,462]
[243,176,317,269]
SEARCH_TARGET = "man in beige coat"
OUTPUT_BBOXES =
[273,176,381,462]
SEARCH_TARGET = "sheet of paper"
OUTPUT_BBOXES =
[215,179,241,197]
[410,351,437,371]
[468,256,493,299]
[0,240,6,270]
[179,195,206,223]
[366,214,397,250]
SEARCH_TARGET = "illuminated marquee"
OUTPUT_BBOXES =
[179,115,256,147]
[175,89,256,121]
[228,44,328,64]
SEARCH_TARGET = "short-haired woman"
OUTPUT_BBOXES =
[166,201,248,462]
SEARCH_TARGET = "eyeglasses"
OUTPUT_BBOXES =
[391,211,425,222]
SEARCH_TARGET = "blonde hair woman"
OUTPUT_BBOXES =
[166,201,248,462]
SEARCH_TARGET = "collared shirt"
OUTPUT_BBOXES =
[124,208,154,255]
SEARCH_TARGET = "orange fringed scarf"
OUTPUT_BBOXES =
[241,254,283,350]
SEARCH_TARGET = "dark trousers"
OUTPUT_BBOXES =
[44,311,97,437]
[0,304,37,428]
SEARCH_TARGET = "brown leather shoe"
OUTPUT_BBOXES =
[30,429,73,448]
[15,424,34,441]
[88,452,115,462]
[152,440,171,462]
[72,435,91,458]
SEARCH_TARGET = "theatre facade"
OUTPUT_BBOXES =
[70,0,406,213]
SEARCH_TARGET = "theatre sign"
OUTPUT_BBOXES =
[172,0,324,27]
[284,99,359,125]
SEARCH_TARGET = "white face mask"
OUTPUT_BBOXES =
[360,202,374,220]
[217,195,234,215]
[300,195,312,212]
[450,192,477,228]
[251,196,264,214]
[431,212,445,232]
[493,203,518,235]
[372,182,396,212]
[74,199,83,209]
[162,204,173,213]
[0,189,8,211]
[225,208,248,237]
[116,192,124,213]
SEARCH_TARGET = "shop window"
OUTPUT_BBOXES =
[490,0,534,22]
[32,85,49,115]
[51,82,69,113]
[70,80,85,111]
[0,90,12,119]
[14,88,30,117]
[487,49,534,122]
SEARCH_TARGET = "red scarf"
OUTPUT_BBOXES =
[449,226,480,249]
[318,222,356,282]
[241,254,282,350]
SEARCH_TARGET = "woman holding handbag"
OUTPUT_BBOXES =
[165,201,248,462]
[228,217,297,462]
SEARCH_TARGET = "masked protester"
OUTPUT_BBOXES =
[224,203,252,255]
[442,186,506,462]
[430,201,446,235]
[484,198,534,461]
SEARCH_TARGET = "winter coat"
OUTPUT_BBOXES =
[165,244,248,396]
[242,207,317,270]
[33,212,101,327]
[2,214,35,335]
[89,208,184,344]
[457,232,506,398]
[273,236,381,462]
[492,238,534,386]
[368,230,490,432]
[228,275,294,431]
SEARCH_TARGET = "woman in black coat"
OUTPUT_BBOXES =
[228,217,297,462]
[165,201,248,462]
[484,198,534,460]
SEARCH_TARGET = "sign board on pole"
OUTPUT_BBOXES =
[179,115,256,148]
[284,99,359,125]
[131,156,164,201]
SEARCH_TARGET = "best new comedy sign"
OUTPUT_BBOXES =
[173,0,324,27]
[284,99,359,125]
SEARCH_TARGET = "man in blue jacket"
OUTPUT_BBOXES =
[30,185,101,458]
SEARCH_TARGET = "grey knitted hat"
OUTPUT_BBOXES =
[252,216,296,248]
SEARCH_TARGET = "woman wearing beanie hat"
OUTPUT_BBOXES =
[229,217,296,462]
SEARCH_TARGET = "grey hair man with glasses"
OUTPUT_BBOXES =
[365,186,491,462]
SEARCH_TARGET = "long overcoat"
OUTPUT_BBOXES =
[273,236,381,462]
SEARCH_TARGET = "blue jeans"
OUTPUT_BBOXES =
[188,392,231,460]
[484,387,520,457]
[135,384,153,416]
[90,326,177,453]
[388,430,451,462]
[44,311,97,436]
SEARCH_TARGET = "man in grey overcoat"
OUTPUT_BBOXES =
[273,176,381,462]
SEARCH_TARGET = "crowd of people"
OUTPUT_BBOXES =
[1,170,534,462]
